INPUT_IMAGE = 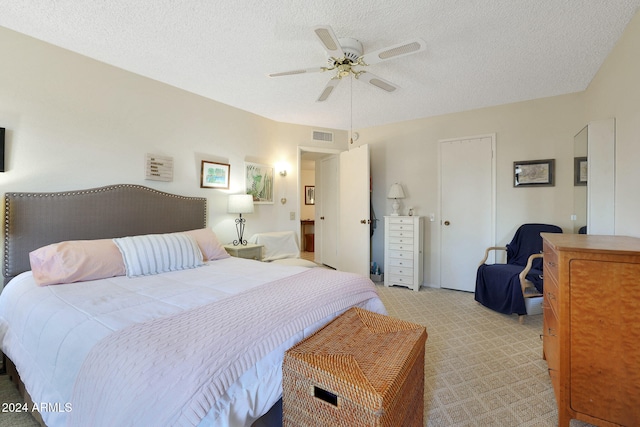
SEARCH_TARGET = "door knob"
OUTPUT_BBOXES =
[444,220,450,226]
[320,216,325,220]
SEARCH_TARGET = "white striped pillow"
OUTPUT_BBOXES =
[113,233,203,278]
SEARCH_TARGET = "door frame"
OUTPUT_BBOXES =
[298,146,341,266]
[437,134,497,289]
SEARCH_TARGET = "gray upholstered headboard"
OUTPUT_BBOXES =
[3,184,207,285]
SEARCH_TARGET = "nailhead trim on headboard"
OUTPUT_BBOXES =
[3,184,207,285]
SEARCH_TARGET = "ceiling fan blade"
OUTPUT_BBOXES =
[360,38,426,65]
[312,25,345,59]
[356,72,399,93]
[268,67,326,78]
[316,78,341,102]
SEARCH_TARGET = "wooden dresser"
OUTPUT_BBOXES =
[541,233,640,427]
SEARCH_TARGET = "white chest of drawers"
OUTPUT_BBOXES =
[384,216,424,291]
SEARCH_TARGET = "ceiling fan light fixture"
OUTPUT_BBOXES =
[270,25,425,102]
[326,38,363,67]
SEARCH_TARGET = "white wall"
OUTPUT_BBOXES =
[361,9,640,287]
[0,27,347,249]
[584,9,640,238]
[1,8,639,286]
[361,93,585,287]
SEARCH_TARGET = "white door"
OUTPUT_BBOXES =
[320,155,339,269]
[440,136,495,292]
[338,144,371,277]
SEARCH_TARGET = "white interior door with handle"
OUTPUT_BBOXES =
[338,144,370,277]
[440,136,495,292]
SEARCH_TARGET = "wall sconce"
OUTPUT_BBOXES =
[276,161,289,177]
[228,194,254,246]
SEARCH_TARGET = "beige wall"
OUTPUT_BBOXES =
[1,8,639,287]
[0,27,346,247]
[362,92,585,286]
[362,10,640,287]
[584,9,640,238]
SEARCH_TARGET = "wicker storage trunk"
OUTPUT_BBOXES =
[282,307,427,427]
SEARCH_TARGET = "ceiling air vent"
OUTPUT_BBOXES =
[312,130,334,143]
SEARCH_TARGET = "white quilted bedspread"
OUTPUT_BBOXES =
[0,257,384,427]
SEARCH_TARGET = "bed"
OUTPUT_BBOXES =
[0,184,386,427]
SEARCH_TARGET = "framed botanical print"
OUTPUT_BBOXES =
[245,162,274,204]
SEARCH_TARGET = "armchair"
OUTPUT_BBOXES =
[474,223,562,322]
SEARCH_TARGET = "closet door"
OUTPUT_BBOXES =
[439,135,495,291]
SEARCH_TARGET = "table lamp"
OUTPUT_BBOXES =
[228,194,254,245]
[387,183,405,216]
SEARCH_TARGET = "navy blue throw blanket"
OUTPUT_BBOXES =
[475,223,562,315]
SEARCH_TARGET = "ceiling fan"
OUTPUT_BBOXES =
[268,25,427,102]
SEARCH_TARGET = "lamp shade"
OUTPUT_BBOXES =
[387,183,405,199]
[228,194,254,214]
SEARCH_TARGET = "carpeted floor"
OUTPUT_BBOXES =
[1,283,594,426]
[376,283,593,427]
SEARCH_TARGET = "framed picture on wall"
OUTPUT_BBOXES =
[305,185,315,205]
[513,159,555,187]
[245,162,274,204]
[200,160,230,189]
[574,156,587,186]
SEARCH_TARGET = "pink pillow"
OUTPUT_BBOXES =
[29,239,126,286]
[184,228,230,261]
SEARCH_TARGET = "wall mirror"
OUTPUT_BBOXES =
[573,126,588,233]
[574,118,615,235]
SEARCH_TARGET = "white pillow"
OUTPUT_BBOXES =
[113,233,203,277]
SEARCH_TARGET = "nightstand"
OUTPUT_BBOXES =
[223,243,263,261]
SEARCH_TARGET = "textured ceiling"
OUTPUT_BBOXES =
[1,1,639,131]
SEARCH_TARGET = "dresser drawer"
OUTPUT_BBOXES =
[542,303,559,371]
[388,235,414,244]
[387,249,413,260]
[389,224,413,233]
[544,274,559,316]
[543,241,559,283]
[389,242,414,252]
[387,274,414,287]
[388,257,414,268]
[387,265,413,277]
[387,217,414,225]
[389,230,413,239]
